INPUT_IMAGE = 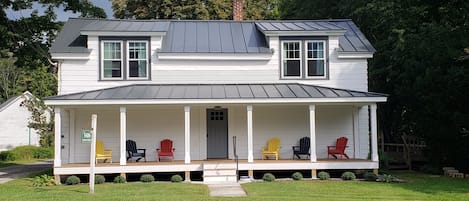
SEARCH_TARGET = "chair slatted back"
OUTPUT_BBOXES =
[336,137,348,152]
[96,140,104,154]
[160,139,173,152]
[299,137,310,153]
[126,140,137,154]
[267,138,280,151]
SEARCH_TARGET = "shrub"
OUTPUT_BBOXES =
[32,174,56,187]
[341,171,356,180]
[262,173,275,182]
[140,174,155,182]
[377,174,396,183]
[318,171,330,180]
[291,172,303,180]
[171,174,183,182]
[113,175,126,183]
[65,175,81,185]
[95,175,105,184]
[363,172,378,181]
[0,151,15,161]
[32,147,54,159]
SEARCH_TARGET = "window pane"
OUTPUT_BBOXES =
[308,60,324,76]
[307,42,325,58]
[284,60,300,76]
[103,61,122,78]
[104,42,121,59]
[129,61,147,77]
[283,42,300,59]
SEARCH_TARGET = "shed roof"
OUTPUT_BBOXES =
[45,83,386,101]
[50,18,375,54]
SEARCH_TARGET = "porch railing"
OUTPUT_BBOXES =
[232,136,239,182]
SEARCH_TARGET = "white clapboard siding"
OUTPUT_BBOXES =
[58,35,370,95]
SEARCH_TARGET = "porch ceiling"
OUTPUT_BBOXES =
[44,83,387,106]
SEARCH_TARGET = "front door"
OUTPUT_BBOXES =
[207,109,228,159]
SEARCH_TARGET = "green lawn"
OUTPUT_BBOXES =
[0,171,468,201]
[0,160,41,168]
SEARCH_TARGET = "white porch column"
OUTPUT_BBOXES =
[309,105,317,162]
[353,106,361,158]
[247,105,254,163]
[370,104,379,162]
[69,110,75,163]
[54,107,62,167]
[120,107,127,166]
[184,106,191,164]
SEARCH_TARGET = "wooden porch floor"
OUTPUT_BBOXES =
[62,158,371,168]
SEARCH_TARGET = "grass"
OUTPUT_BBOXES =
[0,171,468,201]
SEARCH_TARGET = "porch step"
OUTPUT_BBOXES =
[203,163,237,183]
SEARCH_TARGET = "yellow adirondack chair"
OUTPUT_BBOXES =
[96,140,112,164]
[262,138,280,160]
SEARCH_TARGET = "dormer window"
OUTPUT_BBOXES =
[100,38,149,80]
[281,39,327,79]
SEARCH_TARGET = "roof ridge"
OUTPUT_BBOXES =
[68,17,353,23]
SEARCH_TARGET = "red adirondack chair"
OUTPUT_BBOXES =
[327,137,349,159]
[157,139,175,161]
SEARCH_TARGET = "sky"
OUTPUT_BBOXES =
[6,0,114,21]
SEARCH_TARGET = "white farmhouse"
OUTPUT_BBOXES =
[45,3,386,182]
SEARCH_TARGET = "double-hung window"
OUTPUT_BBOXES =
[101,39,149,80]
[281,39,327,79]
[306,41,326,77]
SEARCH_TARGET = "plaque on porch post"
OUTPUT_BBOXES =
[81,130,92,143]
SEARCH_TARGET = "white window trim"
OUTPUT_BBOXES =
[305,40,327,79]
[280,40,302,79]
[101,40,124,80]
[126,40,149,80]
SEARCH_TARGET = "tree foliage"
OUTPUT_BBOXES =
[112,0,279,20]
[279,0,469,170]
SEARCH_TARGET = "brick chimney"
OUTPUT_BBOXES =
[233,0,243,21]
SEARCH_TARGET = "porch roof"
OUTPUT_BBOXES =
[44,83,387,106]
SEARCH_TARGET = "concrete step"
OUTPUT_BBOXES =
[203,163,237,170]
[204,175,237,182]
[204,169,237,176]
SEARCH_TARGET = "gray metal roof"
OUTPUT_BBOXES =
[255,21,346,31]
[160,21,271,53]
[50,18,375,54]
[81,19,169,32]
[46,83,385,101]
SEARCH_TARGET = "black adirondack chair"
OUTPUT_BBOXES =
[126,140,146,162]
[292,137,310,159]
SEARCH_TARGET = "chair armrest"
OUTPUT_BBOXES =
[261,146,267,151]
[104,149,112,154]
[327,146,336,150]
[156,148,160,152]
[172,148,175,152]
[292,146,300,151]
[138,149,146,154]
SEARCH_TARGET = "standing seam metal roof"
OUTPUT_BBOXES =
[45,83,386,100]
[49,18,375,54]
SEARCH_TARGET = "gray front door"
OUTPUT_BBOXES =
[207,109,228,159]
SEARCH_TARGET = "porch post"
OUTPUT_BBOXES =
[353,106,360,158]
[370,104,379,162]
[247,105,253,163]
[309,105,317,162]
[54,107,62,167]
[184,106,191,164]
[120,107,127,166]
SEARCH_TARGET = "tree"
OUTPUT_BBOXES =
[279,0,469,170]
[21,96,54,147]
[112,0,279,20]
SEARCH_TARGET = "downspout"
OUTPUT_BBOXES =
[28,127,31,145]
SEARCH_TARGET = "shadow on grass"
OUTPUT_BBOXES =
[0,161,19,168]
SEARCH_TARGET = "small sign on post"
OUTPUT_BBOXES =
[82,130,92,143]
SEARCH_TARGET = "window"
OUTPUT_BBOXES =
[306,41,325,77]
[281,39,327,79]
[282,41,302,78]
[127,41,148,78]
[103,41,123,79]
[101,39,149,80]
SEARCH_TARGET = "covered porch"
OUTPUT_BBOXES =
[45,83,386,180]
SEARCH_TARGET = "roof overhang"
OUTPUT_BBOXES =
[337,51,374,59]
[80,31,166,36]
[51,52,90,60]
[44,97,387,106]
[261,30,346,37]
[157,52,273,61]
